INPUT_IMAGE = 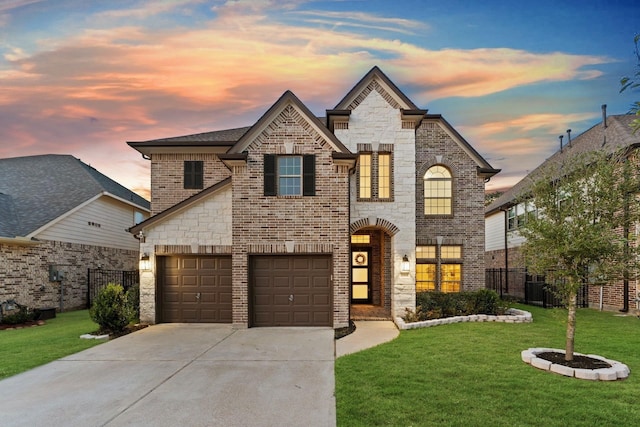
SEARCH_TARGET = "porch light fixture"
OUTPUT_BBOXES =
[401,254,410,274]
[139,253,151,271]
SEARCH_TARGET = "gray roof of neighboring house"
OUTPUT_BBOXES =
[0,154,150,238]
[485,114,640,215]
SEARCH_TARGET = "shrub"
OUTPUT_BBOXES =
[1,305,35,325]
[126,284,140,321]
[404,289,508,322]
[89,283,135,333]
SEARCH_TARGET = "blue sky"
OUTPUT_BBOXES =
[1,0,638,198]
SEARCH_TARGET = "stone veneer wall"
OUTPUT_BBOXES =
[0,240,138,311]
[415,119,487,291]
[150,153,231,215]
[335,86,417,318]
[137,187,232,323]
[230,104,351,328]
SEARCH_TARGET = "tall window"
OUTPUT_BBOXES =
[378,153,390,199]
[184,161,203,189]
[358,152,392,200]
[424,165,452,215]
[359,153,371,198]
[264,154,315,197]
[415,244,462,293]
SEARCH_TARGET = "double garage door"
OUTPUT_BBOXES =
[160,255,332,326]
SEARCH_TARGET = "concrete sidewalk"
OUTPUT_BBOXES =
[335,321,399,357]
[0,324,335,427]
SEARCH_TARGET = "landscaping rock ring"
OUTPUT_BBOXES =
[522,348,630,381]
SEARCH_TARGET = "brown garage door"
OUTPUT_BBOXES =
[250,255,332,327]
[161,255,232,323]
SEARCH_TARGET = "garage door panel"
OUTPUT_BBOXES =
[251,255,332,327]
[161,255,232,323]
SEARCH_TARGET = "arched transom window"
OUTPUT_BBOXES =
[424,165,452,215]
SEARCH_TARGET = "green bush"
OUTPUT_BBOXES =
[407,289,507,322]
[89,283,135,333]
[1,305,35,325]
[126,284,140,321]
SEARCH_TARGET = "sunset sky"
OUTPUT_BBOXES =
[1,0,638,199]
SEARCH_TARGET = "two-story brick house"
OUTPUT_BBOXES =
[129,67,498,328]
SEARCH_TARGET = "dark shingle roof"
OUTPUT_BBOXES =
[129,127,251,145]
[0,155,150,238]
[486,114,640,215]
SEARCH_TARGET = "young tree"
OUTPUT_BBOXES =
[518,149,639,361]
[620,33,640,133]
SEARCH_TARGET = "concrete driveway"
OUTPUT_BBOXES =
[0,324,335,427]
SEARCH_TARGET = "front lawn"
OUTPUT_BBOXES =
[336,305,639,426]
[0,310,103,380]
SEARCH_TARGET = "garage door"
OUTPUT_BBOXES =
[161,255,232,323]
[250,255,332,327]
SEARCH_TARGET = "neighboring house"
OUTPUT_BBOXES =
[129,66,499,328]
[0,155,150,311]
[485,111,640,312]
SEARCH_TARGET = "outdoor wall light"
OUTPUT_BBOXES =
[139,253,151,271]
[401,254,410,274]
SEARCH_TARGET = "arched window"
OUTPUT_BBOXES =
[424,165,452,215]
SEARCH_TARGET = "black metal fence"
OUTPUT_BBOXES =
[486,268,589,308]
[87,268,139,308]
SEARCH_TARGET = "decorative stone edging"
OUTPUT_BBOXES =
[395,308,532,330]
[80,333,109,340]
[521,348,630,381]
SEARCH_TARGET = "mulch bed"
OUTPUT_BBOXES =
[536,351,612,369]
[0,320,46,330]
[92,323,149,339]
[335,320,356,339]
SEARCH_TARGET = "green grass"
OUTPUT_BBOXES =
[0,310,104,380]
[336,305,640,427]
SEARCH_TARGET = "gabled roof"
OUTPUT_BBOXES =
[227,90,351,154]
[130,177,231,234]
[127,127,251,156]
[0,155,150,238]
[485,114,640,215]
[333,66,420,111]
[423,114,500,176]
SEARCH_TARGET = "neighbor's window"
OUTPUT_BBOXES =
[264,154,315,197]
[184,161,204,189]
[359,153,372,199]
[424,165,452,215]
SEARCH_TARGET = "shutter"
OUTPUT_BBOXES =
[303,155,315,196]
[264,154,276,196]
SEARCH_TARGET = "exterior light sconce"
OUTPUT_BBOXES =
[401,254,410,274]
[139,253,151,271]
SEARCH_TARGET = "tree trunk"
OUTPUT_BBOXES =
[565,290,577,361]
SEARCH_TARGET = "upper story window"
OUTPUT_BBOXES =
[507,201,536,231]
[264,154,315,197]
[424,165,452,215]
[358,151,392,200]
[378,153,391,199]
[184,161,203,189]
[359,153,372,198]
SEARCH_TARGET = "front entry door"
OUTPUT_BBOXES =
[351,249,371,303]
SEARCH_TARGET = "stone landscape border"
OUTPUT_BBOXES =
[395,308,532,330]
[521,348,630,381]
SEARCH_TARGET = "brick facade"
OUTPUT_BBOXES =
[150,153,231,215]
[0,240,137,311]
[416,120,487,291]
[230,104,351,328]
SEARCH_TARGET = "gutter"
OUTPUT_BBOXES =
[0,236,42,246]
